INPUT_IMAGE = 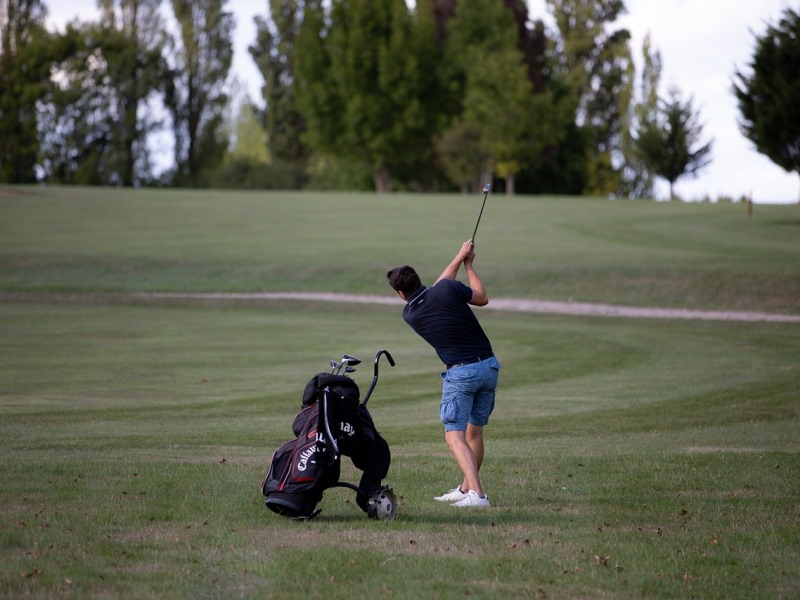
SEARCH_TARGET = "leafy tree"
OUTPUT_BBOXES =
[634,88,713,199]
[0,0,51,182]
[95,0,166,186]
[249,0,308,165]
[295,0,444,192]
[380,0,447,190]
[230,98,269,164]
[504,0,548,92]
[166,0,234,186]
[36,2,165,186]
[546,0,632,195]
[37,25,119,184]
[441,0,566,194]
[436,122,490,193]
[733,7,800,200]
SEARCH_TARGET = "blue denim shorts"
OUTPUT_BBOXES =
[439,356,500,432]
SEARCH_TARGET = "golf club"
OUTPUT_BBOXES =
[331,354,362,375]
[470,183,492,244]
[342,354,361,368]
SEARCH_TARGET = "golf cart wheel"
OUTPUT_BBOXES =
[366,486,397,521]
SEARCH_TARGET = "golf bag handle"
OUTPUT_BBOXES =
[319,389,339,466]
[361,349,395,406]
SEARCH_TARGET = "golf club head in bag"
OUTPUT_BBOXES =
[330,353,362,375]
[366,485,397,520]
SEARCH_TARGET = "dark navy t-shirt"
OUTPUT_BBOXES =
[402,280,493,366]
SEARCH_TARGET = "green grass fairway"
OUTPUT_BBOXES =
[1,186,798,312]
[1,187,798,598]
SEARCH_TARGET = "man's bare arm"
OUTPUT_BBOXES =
[434,240,474,284]
[434,241,489,306]
[464,259,488,306]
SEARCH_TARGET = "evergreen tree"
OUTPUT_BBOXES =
[733,7,800,200]
[619,33,661,198]
[634,88,712,200]
[249,0,307,164]
[442,0,565,194]
[295,0,443,192]
[546,0,632,195]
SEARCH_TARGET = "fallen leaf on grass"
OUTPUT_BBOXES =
[21,569,42,578]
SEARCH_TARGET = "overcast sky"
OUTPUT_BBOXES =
[47,0,798,202]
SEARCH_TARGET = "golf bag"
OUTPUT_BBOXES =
[261,351,395,520]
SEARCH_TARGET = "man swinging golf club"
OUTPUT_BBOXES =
[386,240,500,508]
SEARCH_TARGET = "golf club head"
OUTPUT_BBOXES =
[330,360,342,374]
[471,184,491,243]
[341,354,361,367]
[344,367,356,374]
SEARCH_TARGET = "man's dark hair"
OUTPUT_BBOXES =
[386,266,422,296]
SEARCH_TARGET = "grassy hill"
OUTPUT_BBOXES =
[1,187,798,598]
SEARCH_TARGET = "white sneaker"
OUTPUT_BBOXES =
[451,490,490,508]
[434,487,467,502]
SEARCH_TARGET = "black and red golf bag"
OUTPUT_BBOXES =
[261,351,396,520]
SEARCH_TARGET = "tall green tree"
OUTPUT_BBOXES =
[230,98,269,164]
[436,122,490,193]
[442,0,565,194]
[0,0,51,182]
[379,0,446,189]
[295,0,443,192]
[37,24,118,184]
[634,88,712,200]
[546,0,632,195]
[619,33,661,198]
[166,0,234,186]
[36,3,165,186]
[249,0,307,165]
[96,0,166,186]
[733,7,800,200]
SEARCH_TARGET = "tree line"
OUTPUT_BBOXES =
[1,0,797,197]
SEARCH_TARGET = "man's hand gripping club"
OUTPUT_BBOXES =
[435,241,488,306]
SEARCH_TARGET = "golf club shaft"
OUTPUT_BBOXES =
[470,184,491,243]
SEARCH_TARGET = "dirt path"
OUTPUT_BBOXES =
[2,290,798,322]
[132,292,800,323]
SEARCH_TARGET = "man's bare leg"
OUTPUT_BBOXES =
[458,424,484,492]
[445,429,484,497]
